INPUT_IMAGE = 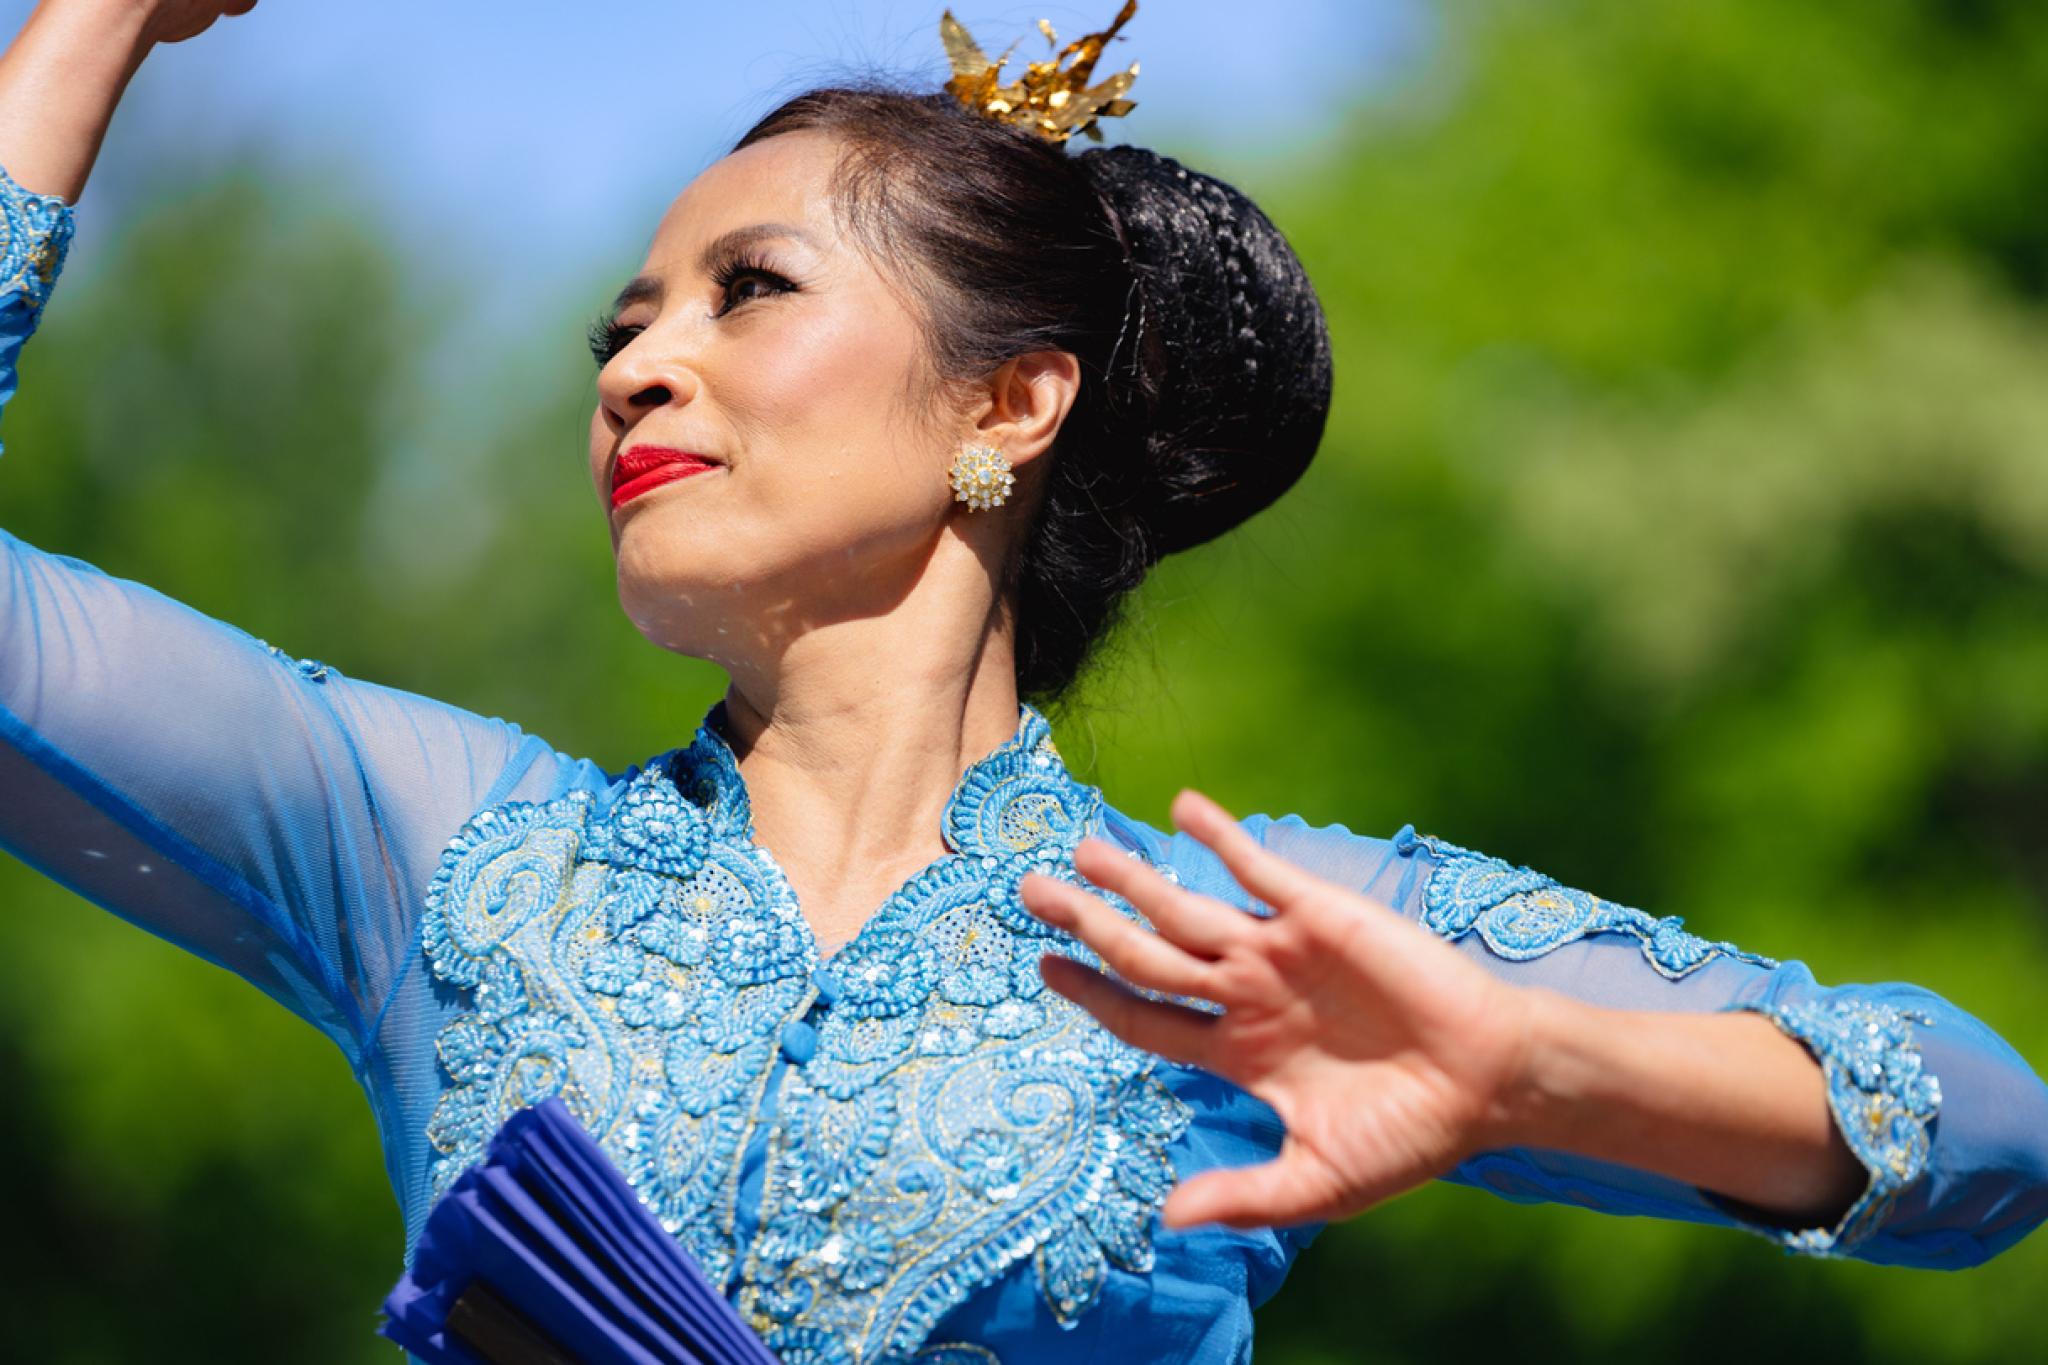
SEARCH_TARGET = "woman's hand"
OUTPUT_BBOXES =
[1018,789,1545,1231]
[139,0,260,47]
[1022,790,1873,1235]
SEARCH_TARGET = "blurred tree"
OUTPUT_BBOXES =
[1058,1,2048,1360]
[4,0,2048,1360]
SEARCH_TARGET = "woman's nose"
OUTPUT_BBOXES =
[598,339,700,428]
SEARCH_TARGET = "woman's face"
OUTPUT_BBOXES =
[587,130,971,667]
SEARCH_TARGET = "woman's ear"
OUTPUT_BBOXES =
[969,350,1081,470]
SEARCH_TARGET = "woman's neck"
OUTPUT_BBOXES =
[715,560,1024,948]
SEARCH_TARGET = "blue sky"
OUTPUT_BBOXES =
[2,1,1427,311]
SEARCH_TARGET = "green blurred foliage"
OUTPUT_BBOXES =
[3,0,2047,1359]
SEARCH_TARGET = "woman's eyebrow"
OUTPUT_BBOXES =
[697,222,816,271]
[610,223,818,313]
[610,276,664,313]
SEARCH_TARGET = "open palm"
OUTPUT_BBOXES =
[1018,790,1542,1231]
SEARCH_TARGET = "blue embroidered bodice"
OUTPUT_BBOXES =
[3,161,2047,1365]
[416,705,1191,1361]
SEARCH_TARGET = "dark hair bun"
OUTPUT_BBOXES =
[732,87,1333,698]
[1075,144,1333,558]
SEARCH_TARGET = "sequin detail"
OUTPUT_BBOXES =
[1416,834,1779,979]
[1730,996,1941,1254]
[0,161,74,322]
[258,640,332,683]
[420,705,1190,1362]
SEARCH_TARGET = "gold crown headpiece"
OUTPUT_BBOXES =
[940,1,1141,145]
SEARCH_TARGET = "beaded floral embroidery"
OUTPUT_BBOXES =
[1414,833,1779,979]
[420,706,1190,1362]
[1732,996,1941,1253]
[0,161,74,322]
[1416,834,1941,1253]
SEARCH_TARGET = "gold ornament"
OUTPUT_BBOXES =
[940,1,1140,145]
[949,443,1016,511]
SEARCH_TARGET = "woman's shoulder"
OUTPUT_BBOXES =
[1093,798,1420,913]
[437,736,690,839]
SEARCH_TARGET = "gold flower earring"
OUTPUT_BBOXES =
[949,443,1015,511]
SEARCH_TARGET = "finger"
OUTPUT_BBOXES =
[1040,955,1218,1069]
[1020,873,1219,1000]
[1161,1159,1346,1231]
[1160,1145,1410,1231]
[1070,837,1252,958]
[1168,789,1333,916]
[1171,790,1417,955]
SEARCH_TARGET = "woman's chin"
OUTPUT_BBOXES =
[613,578,747,659]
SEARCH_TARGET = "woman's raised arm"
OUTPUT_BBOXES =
[0,3,594,1067]
[0,0,256,203]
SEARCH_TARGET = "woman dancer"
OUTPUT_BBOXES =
[2,1,2044,1361]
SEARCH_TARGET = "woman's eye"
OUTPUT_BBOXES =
[586,316,641,368]
[715,265,794,316]
[585,263,793,367]
[724,275,773,308]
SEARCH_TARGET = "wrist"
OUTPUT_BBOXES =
[29,0,157,65]
[14,0,156,82]
[1474,986,1604,1154]
[1468,991,1870,1226]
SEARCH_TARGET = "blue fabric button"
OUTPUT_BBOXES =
[811,967,842,1006]
[779,1019,818,1065]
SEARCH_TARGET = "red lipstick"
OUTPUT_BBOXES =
[611,445,719,511]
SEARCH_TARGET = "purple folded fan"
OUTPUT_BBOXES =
[379,1096,779,1365]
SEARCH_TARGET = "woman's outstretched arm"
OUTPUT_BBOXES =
[1030,796,2048,1269]
[0,3,588,1064]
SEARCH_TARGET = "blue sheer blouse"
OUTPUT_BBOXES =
[5,164,2047,1365]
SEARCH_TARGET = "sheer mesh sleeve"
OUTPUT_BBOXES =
[0,161,578,1064]
[1244,812,2048,1269]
